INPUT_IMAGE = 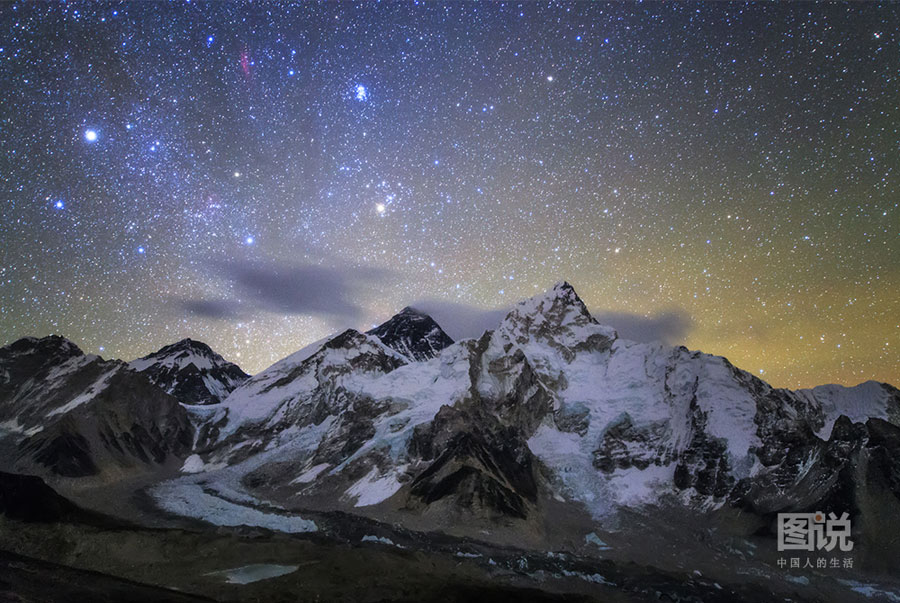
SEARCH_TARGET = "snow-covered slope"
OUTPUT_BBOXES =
[156,282,899,539]
[129,339,248,405]
[796,380,900,439]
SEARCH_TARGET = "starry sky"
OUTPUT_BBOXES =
[0,2,897,388]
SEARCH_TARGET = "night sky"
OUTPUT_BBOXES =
[0,2,897,388]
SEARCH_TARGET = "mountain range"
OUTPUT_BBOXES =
[1,282,898,601]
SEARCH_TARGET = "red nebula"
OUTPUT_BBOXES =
[240,46,251,79]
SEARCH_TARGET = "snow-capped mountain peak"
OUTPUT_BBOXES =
[366,306,454,361]
[129,338,248,405]
[514,281,591,317]
[495,282,617,361]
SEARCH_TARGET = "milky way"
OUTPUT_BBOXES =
[0,2,897,387]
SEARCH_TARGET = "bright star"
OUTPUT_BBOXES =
[356,84,368,101]
[375,203,386,215]
[54,200,64,209]
[137,246,145,254]
[233,171,241,178]
[84,129,98,142]
[547,75,554,82]
[245,236,254,245]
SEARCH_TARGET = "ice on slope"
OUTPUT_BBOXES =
[39,352,96,384]
[227,283,758,514]
[491,282,616,373]
[584,532,611,550]
[345,466,405,507]
[500,281,617,344]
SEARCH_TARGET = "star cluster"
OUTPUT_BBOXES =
[0,2,897,387]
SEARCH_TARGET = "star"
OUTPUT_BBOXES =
[0,2,894,390]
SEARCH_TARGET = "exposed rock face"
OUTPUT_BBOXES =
[732,415,900,516]
[0,336,194,479]
[129,338,248,405]
[593,413,673,473]
[366,306,454,361]
[407,405,539,520]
